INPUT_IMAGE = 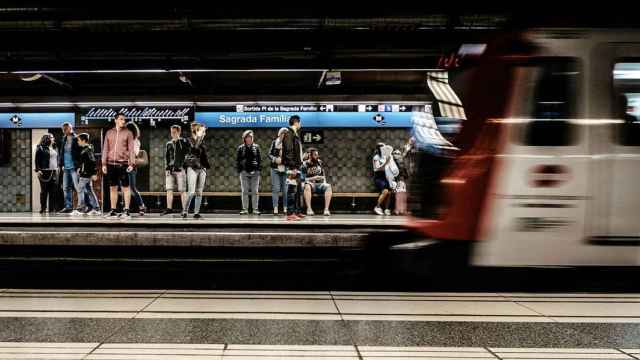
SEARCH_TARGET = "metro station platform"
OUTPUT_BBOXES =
[0,213,407,248]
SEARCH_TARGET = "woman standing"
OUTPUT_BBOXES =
[372,143,392,216]
[125,122,147,216]
[34,133,59,214]
[268,128,288,215]
[183,123,210,219]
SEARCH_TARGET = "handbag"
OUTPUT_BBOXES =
[135,149,149,167]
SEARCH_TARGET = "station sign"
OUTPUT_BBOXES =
[0,113,75,129]
[78,106,194,128]
[301,130,324,144]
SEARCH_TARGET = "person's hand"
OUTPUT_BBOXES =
[275,158,282,165]
[91,175,98,181]
[36,170,42,177]
[127,166,134,172]
[102,166,107,174]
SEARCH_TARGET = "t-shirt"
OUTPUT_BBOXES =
[301,160,325,183]
[63,137,74,170]
[48,148,58,170]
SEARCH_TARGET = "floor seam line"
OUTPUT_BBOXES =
[617,348,640,360]
[133,289,167,318]
[485,346,503,360]
[512,300,557,323]
[330,290,362,360]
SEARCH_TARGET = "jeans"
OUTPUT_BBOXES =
[286,182,302,215]
[128,169,145,210]
[240,171,260,211]
[38,170,58,212]
[270,168,287,210]
[185,167,206,214]
[62,169,80,210]
[77,177,99,211]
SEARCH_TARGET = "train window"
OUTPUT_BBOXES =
[613,63,640,146]
[519,58,579,146]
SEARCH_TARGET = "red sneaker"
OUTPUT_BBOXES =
[296,213,306,218]
[287,214,301,221]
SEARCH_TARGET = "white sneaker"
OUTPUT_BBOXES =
[273,209,279,216]
[323,209,331,216]
[374,206,384,215]
[70,210,82,216]
[306,209,315,216]
[384,209,391,216]
[87,210,101,216]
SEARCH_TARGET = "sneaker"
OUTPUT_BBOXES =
[58,208,73,214]
[182,212,188,219]
[239,210,249,215]
[273,209,279,216]
[374,206,384,215]
[71,210,82,216]
[139,206,146,216]
[296,212,306,219]
[87,209,101,216]
[384,209,391,216]
[38,209,46,215]
[193,213,202,219]
[283,208,287,215]
[105,210,119,218]
[253,210,261,215]
[306,209,315,216]
[287,214,301,221]
[119,209,131,219]
[323,209,331,216]
[160,209,173,216]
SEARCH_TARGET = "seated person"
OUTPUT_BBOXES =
[301,148,332,216]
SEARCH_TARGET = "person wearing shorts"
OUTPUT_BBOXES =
[301,148,332,216]
[162,125,189,216]
[101,113,136,219]
[372,143,392,216]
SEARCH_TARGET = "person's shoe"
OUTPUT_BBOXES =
[39,209,46,215]
[105,210,119,218]
[273,209,279,216]
[119,209,131,219]
[239,210,249,215]
[87,209,101,216]
[193,213,202,219]
[71,210,83,216]
[384,209,392,216]
[160,209,173,216]
[253,210,261,216]
[296,212,306,219]
[287,214,301,221]
[182,212,188,219]
[323,209,331,216]
[374,206,384,215]
[306,209,315,216]
[283,208,287,215]
[139,206,146,216]
[58,208,73,215]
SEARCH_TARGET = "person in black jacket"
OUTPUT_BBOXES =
[282,115,305,220]
[237,130,262,215]
[183,123,211,219]
[162,125,189,216]
[34,133,59,214]
[268,127,289,215]
[76,133,101,215]
[58,122,82,214]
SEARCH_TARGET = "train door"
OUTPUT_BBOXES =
[474,58,591,266]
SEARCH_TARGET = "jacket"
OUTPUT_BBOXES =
[101,127,135,166]
[184,138,211,170]
[236,143,261,173]
[58,133,81,169]
[268,139,285,170]
[282,126,302,169]
[78,144,97,178]
[165,138,189,171]
[35,145,56,172]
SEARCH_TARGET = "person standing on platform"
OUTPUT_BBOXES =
[372,143,392,216]
[76,133,101,216]
[183,123,210,219]
[162,125,189,216]
[237,130,262,215]
[126,121,147,216]
[268,127,289,216]
[34,133,59,214]
[101,113,136,219]
[282,115,305,221]
[58,122,82,215]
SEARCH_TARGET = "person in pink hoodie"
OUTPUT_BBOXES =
[101,112,136,219]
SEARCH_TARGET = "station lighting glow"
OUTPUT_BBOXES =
[8,68,443,75]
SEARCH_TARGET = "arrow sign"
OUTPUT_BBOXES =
[366,105,373,111]
[400,105,407,111]
[301,130,325,144]
[313,134,322,141]
[319,106,326,111]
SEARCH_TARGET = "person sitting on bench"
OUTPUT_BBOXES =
[300,148,332,216]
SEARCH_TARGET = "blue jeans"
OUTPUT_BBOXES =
[271,169,287,210]
[128,169,145,210]
[77,177,99,211]
[62,169,80,210]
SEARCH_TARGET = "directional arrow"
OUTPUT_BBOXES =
[400,105,407,111]
[320,106,326,111]
[313,134,322,141]
[366,105,373,111]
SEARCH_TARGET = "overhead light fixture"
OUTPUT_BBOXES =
[324,71,342,86]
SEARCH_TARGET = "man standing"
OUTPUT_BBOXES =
[58,122,82,214]
[162,125,189,216]
[101,113,136,219]
[236,130,262,215]
[282,115,305,221]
